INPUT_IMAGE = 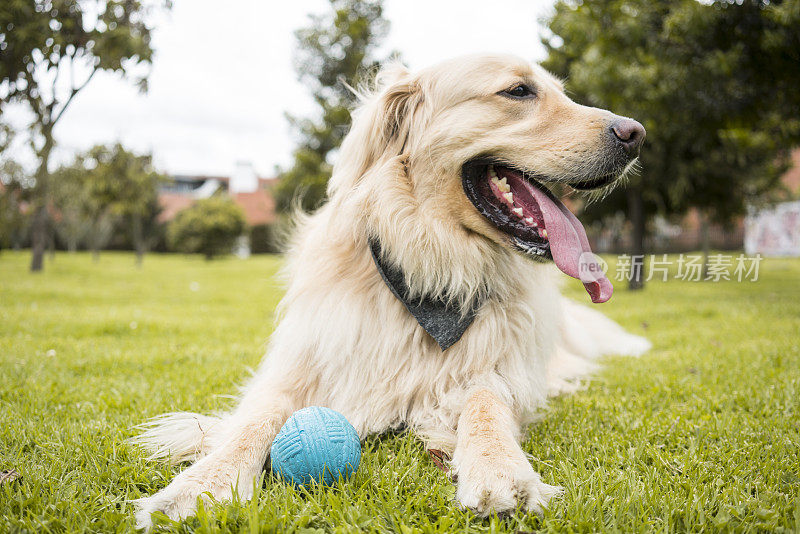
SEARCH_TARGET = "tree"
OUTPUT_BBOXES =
[0,159,33,251]
[0,0,169,272]
[274,0,389,212]
[249,223,281,254]
[81,144,164,262]
[542,0,800,288]
[48,143,165,261]
[167,197,246,260]
[49,162,92,252]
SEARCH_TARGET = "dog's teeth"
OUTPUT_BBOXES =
[525,217,534,225]
[512,207,523,217]
[503,192,514,203]
[498,178,510,192]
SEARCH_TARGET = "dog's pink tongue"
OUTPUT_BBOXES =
[524,185,613,303]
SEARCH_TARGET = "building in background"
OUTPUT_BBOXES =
[159,161,277,226]
[745,201,800,256]
[588,149,800,256]
[158,162,278,256]
[155,151,800,258]
[744,149,800,257]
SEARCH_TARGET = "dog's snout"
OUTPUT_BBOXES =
[609,118,645,157]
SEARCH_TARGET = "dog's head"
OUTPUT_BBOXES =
[330,54,644,304]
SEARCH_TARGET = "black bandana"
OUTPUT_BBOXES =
[369,238,480,351]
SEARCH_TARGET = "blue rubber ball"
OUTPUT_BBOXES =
[271,406,361,488]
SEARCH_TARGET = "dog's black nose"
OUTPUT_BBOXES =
[610,119,645,157]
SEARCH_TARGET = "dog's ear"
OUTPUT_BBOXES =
[376,65,422,149]
[328,63,422,196]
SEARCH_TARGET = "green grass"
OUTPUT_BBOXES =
[1,250,798,533]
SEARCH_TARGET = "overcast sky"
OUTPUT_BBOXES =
[5,0,555,178]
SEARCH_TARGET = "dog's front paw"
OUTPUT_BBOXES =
[453,449,561,516]
[134,458,256,530]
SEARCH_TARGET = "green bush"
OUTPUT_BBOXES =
[167,197,246,259]
[249,223,281,254]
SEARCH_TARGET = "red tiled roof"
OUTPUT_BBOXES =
[233,188,276,225]
[158,179,278,226]
[158,193,196,223]
[782,148,800,196]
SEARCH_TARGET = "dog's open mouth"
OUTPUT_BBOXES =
[569,173,618,191]
[462,160,613,303]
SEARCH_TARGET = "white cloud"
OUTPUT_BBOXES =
[4,0,554,178]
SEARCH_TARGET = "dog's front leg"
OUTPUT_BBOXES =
[451,388,561,516]
[134,386,295,530]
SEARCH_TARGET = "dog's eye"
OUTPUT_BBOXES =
[501,84,536,99]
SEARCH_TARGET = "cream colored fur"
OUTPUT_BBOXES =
[131,54,650,529]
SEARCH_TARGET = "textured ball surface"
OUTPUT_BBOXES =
[270,407,361,488]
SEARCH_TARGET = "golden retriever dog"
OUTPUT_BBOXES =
[132,54,651,529]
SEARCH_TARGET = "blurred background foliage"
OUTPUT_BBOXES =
[542,0,800,285]
[273,0,390,213]
[1,0,168,270]
[49,143,165,263]
[167,196,246,260]
[1,0,799,278]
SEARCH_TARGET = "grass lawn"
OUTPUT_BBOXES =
[1,250,799,533]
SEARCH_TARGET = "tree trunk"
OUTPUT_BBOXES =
[47,229,56,260]
[132,214,145,267]
[29,205,48,272]
[29,131,54,273]
[627,186,646,290]
[700,211,710,280]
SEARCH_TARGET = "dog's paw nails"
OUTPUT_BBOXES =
[455,470,520,515]
[521,480,562,514]
[456,484,515,517]
[455,488,481,511]
[454,452,560,516]
[133,479,203,529]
